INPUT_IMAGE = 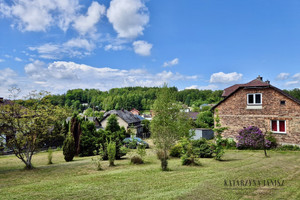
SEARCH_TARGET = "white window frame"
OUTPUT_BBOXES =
[271,120,286,134]
[247,93,262,105]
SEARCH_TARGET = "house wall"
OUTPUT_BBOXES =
[101,116,129,130]
[215,88,300,145]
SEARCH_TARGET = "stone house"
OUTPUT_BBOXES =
[100,110,143,135]
[130,108,140,115]
[212,76,300,145]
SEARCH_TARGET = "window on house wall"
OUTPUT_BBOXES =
[271,120,286,133]
[280,100,286,105]
[247,93,262,105]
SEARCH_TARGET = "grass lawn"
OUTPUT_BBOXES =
[0,149,299,200]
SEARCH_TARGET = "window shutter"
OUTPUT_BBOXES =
[271,120,277,131]
[279,121,285,132]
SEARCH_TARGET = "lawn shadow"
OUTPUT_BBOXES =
[219,158,243,162]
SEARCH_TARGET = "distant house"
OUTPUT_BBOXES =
[100,110,143,135]
[130,108,140,115]
[212,76,300,145]
[66,116,101,130]
[186,112,199,121]
[191,128,214,140]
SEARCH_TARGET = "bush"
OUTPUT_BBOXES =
[107,141,116,166]
[130,155,144,164]
[63,133,76,162]
[236,126,272,150]
[191,139,214,158]
[221,138,237,149]
[137,144,146,160]
[156,150,168,160]
[181,154,199,166]
[169,143,183,157]
[265,132,278,148]
[276,145,300,151]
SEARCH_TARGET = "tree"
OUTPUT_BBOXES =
[70,114,82,156]
[0,88,67,169]
[63,132,76,162]
[195,110,214,128]
[105,114,120,133]
[150,85,191,171]
[213,109,228,160]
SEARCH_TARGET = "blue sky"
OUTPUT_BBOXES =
[1,0,300,98]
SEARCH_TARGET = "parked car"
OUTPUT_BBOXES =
[123,137,149,148]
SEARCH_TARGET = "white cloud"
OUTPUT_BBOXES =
[132,40,152,56]
[0,68,18,97]
[163,58,179,67]
[64,38,95,51]
[15,60,195,94]
[29,38,95,59]
[104,44,125,51]
[0,58,4,62]
[210,72,243,84]
[185,84,218,90]
[292,73,300,81]
[107,0,149,38]
[276,73,290,80]
[0,0,81,32]
[73,1,106,35]
[14,57,22,62]
[285,81,299,86]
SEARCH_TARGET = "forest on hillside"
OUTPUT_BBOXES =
[46,87,224,112]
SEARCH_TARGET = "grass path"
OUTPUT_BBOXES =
[0,150,299,200]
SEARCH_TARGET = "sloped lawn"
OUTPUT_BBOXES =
[0,149,299,200]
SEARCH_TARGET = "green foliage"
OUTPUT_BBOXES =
[91,144,104,171]
[195,110,214,128]
[107,141,116,166]
[63,133,76,162]
[213,110,228,160]
[141,119,150,137]
[130,155,144,164]
[47,148,53,165]
[192,139,215,158]
[275,145,300,151]
[47,87,223,113]
[0,89,69,169]
[180,137,200,166]
[265,131,278,148]
[137,144,146,160]
[151,85,192,171]
[105,114,120,133]
[169,143,183,157]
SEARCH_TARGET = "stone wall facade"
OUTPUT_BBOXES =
[215,88,300,145]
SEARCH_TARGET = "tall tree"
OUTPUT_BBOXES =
[150,85,191,171]
[0,88,67,169]
[70,114,82,156]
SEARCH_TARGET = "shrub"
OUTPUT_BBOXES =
[276,145,300,151]
[137,144,146,160]
[265,132,278,148]
[221,138,237,149]
[107,141,116,166]
[191,139,214,158]
[156,150,168,160]
[63,133,76,162]
[236,126,272,150]
[130,155,144,164]
[180,137,200,166]
[169,143,183,157]
[47,148,53,165]
[181,154,199,166]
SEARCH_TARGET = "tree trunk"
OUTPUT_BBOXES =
[161,150,168,171]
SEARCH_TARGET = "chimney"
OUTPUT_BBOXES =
[257,75,263,81]
[265,80,270,84]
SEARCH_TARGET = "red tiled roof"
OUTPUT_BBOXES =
[222,78,270,97]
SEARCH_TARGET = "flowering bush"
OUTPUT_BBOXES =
[236,126,271,149]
